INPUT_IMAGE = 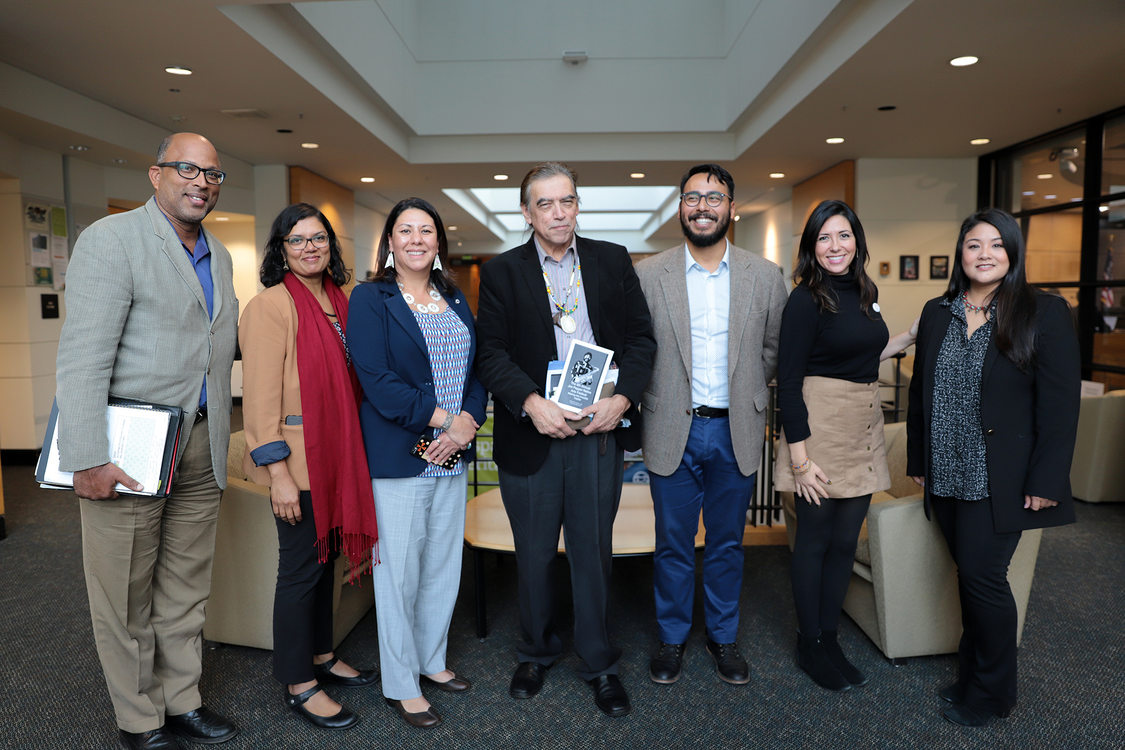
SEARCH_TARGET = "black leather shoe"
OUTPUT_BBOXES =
[313,656,380,688]
[165,707,238,745]
[509,662,548,699]
[942,703,1011,727]
[421,673,472,692]
[118,728,181,750]
[938,683,966,704]
[649,642,685,684]
[285,685,360,731]
[385,698,442,728]
[588,674,631,717]
[706,639,750,685]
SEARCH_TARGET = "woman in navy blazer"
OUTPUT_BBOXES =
[348,198,487,729]
[907,208,1079,728]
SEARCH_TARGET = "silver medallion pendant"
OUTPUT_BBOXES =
[559,314,577,334]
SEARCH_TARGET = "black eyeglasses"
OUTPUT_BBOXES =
[681,191,731,207]
[157,161,226,185]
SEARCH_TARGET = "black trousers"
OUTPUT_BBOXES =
[930,495,1022,714]
[273,490,337,685]
[791,494,871,635]
[498,432,623,680]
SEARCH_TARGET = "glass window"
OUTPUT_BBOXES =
[1024,208,1082,304]
[1102,115,1125,198]
[998,129,1086,213]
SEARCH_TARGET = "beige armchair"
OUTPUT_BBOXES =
[1070,389,1125,503]
[203,431,374,650]
[781,421,1041,661]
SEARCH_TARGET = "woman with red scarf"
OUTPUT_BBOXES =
[240,203,380,731]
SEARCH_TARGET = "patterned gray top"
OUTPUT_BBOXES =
[929,297,995,501]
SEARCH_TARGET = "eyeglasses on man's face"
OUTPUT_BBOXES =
[680,191,731,208]
[157,161,226,185]
[284,233,329,249]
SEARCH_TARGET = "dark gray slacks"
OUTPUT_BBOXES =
[499,432,624,679]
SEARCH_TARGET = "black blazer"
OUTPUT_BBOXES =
[906,292,1080,534]
[475,236,656,475]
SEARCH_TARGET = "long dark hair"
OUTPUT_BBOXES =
[944,208,1038,370]
[793,200,878,316]
[260,203,350,288]
[371,197,456,296]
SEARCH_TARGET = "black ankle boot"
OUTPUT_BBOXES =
[796,633,851,691]
[820,630,868,686]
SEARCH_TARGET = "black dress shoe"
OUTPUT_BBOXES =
[706,639,750,685]
[588,674,631,717]
[649,642,685,684]
[509,662,548,699]
[421,673,472,692]
[118,728,181,750]
[384,697,442,728]
[285,685,360,731]
[165,707,238,745]
[943,703,1011,727]
[313,656,380,688]
[938,683,966,704]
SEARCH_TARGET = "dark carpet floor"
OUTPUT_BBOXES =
[1,453,1122,750]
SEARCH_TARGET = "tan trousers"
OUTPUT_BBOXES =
[79,416,221,733]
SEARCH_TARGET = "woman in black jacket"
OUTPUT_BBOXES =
[907,208,1080,727]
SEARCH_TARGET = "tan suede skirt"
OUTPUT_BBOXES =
[774,376,890,498]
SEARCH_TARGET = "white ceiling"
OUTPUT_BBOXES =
[0,0,1123,245]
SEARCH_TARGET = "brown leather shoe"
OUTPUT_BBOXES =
[384,698,442,728]
[421,673,472,692]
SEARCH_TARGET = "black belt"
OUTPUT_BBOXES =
[692,405,729,418]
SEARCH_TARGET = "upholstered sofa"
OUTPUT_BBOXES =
[780,421,1042,660]
[203,431,374,650]
[1070,389,1125,504]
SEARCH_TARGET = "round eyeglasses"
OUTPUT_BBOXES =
[284,233,329,249]
[680,191,731,208]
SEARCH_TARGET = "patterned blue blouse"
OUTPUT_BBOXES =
[413,305,471,478]
[929,297,995,501]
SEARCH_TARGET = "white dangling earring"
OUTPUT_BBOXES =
[432,254,443,271]
[384,252,395,269]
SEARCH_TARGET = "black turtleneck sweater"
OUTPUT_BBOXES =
[777,273,889,443]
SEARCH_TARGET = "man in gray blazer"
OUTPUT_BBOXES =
[636,164,787,687]
[56,133,238,750]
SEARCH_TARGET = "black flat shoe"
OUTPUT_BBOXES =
[285,685,360,731]
[509,662,548,699]
[313,656,380,688]
[421,673,472,692]
[588,674,631,717]
[118,728,180,750]
[938,683,966,704]
[385,697,442,728]
[165,707,238,744]
[942,703,1010,727]
[649,642,685,685]
[706,639,750,685]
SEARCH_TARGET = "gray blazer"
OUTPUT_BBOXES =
[637,244,787,477]
[55,197,238,488]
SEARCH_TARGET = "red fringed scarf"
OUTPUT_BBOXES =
[283,273,379,580]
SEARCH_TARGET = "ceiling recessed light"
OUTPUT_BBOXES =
[1037,173,1052,180]
[493,174,509,181]
[447,225,458,231]
[213,216,229,222]
[68,144,89,151]
[825,137,845,144]
[164,65,193,76]
[629,172,645,179]
[360,177,375,183]
[168,88,180,94]
[970,138,991,146]
[301,142,319,149]
[1044,194,1057,200]
[769,172,785,179]
[1022,191,1035,196]
[111,158,127,165]
[877,105,896,111]
[1100,205,1109,212]
[949,56,978,67]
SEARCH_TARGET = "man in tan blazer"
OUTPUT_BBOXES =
[55,133,238,750]
[636,164,787,687]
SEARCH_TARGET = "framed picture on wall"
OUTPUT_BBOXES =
[930,255,949,280]
[879,261,891,277]
[900,255,919,280]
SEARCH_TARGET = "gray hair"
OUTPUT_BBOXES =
[519,162,578,206]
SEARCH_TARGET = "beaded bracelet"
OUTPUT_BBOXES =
[791,457,811,475]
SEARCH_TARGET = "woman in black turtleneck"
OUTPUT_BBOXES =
[775,200,917,691]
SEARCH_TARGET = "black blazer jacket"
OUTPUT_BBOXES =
[906,292,1080,534]
[475,236,656,476]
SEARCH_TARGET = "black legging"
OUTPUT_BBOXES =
[791,494,871,635]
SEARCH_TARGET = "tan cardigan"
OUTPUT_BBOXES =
[238,283,311,490]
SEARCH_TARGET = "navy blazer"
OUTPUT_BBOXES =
[348,279,488,478]
[906,292,1080,534]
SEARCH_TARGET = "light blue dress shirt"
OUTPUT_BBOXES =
[685,242,730,408]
